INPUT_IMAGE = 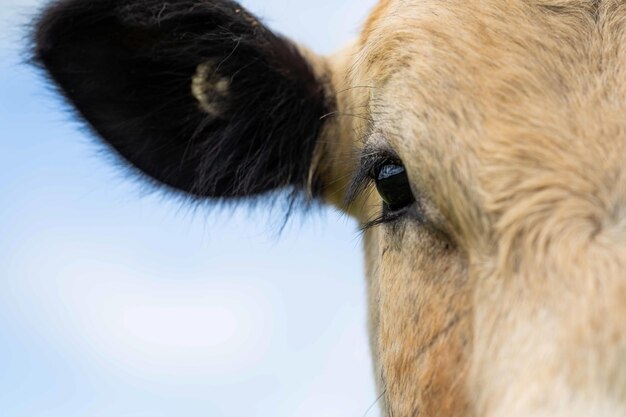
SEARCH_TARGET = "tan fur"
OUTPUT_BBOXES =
[308,1,626,416]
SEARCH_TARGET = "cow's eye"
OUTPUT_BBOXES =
[373,163,415,212]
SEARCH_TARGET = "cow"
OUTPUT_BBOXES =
[33,1,626,416]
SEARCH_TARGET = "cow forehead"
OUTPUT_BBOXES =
[361,0,626,101]
[354,0,626,245]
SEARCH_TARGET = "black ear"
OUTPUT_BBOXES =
[34,0,333,198]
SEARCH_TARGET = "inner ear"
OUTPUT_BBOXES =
[34,0,333,198]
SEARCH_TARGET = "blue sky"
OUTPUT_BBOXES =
[0,1,381,416]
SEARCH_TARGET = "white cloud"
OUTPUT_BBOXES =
[65,275,275,377]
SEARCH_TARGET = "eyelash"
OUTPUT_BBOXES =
[362,207,409,230]
[345,152,410,230]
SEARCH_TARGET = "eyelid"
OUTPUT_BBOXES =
[345,144,453,239]
[345,147,401,207]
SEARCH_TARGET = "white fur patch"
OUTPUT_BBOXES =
[191,61,230,117]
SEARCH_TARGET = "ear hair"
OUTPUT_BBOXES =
[33,0,335,201]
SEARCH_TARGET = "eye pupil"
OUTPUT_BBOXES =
[374,163,415,212]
